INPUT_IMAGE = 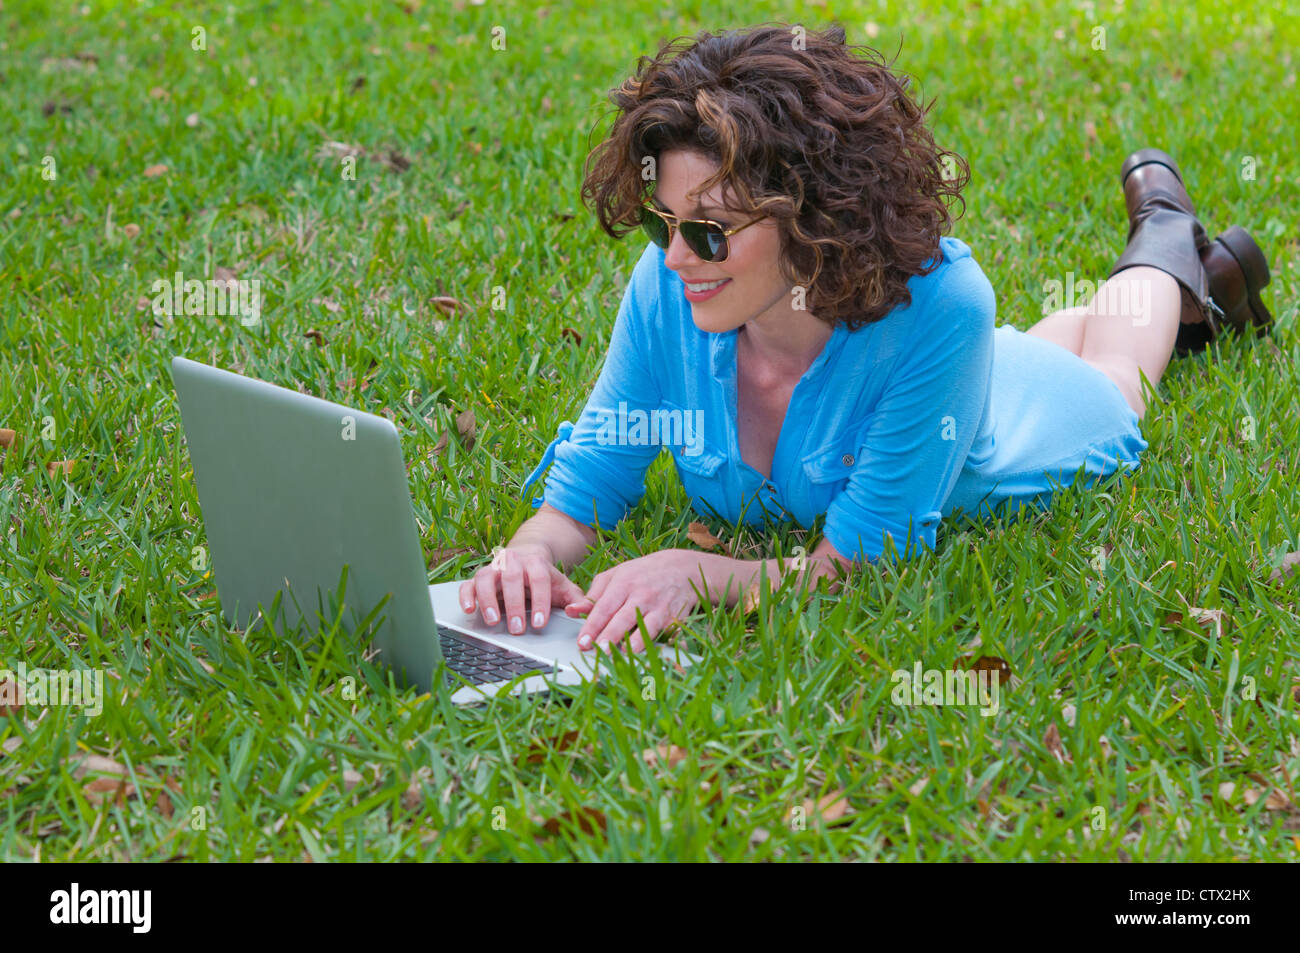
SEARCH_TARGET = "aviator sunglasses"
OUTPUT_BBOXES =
[639,201,765,263]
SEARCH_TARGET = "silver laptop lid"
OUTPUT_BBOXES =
[170,356,439,691]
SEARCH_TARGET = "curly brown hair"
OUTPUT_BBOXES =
[580,22,971,330]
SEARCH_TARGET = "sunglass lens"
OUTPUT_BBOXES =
[681,221,727,262]
[640,207,670,248]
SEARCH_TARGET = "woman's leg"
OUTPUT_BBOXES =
[1025,268,1182,418]
[1076,266,1181,419]
[1025,304,1090,355]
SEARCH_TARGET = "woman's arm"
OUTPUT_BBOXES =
[569,537,853,651]
[463,245,669,635]
[506,502,597,572]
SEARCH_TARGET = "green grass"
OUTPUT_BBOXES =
[2,0,1298,861]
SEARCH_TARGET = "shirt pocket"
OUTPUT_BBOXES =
[665,401,728,512]
[800,425,866,486]
[670,435,726,478]
[798,426,868,521]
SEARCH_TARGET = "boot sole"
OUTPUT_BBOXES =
[1214,225,1273,333]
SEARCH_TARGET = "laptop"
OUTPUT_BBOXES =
[168,356,698,705]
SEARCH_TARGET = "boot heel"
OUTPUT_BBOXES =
[1215,226,1272,332]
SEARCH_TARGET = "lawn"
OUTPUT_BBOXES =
[1,0,1298,861]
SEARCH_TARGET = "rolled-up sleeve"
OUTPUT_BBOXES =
[521,250,665,530]
[822,258,996,562]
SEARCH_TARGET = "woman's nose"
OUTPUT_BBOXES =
[662,226,703,269]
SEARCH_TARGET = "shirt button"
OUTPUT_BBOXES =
[841,453,855,466]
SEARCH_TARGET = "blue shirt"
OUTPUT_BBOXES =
[521,236,1146,562]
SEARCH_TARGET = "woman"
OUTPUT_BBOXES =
[458,24,1273,654]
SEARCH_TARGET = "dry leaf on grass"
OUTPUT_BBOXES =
[740,578,773,614]
[74,753,137,805]
[84,776,137,805]
[1269,551,1300,583]
[303,329,328,346]
[122,223,140,239]
[537,807,607,838]
[1044,722,1072,763]
[698,777,724,807]
[0,428,16,448]
[46,460,75,477]
[1169,606,1226,638]
[0,678,24,715]
[641,743,688,770]
[155,775,181,820]
[1242,787,1293,811]
[786,789,852,826]
[427,545,472,563]
[70,753,128,778]
[455,409,476,449]
[431,296,469,315]
[518,729,583,766]
[686,522,722,551]
[952,654,1013,685]
[143,163,169,178]
[315,140,364,160]
[401,779,424,812]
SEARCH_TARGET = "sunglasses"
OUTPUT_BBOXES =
[639,202,764,263]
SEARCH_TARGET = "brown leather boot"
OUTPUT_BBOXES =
[1200,226,1273,343]
[1108,148,1219,356]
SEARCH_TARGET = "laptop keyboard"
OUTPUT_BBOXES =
[438,625,558,687]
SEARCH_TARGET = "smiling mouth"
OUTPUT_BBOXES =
[684,278,730,293]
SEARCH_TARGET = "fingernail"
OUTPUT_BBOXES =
[533,612,545,628]
[485,607,499,624]
[578,634,591,648]
[509,615,523,634]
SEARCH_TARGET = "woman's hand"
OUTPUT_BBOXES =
[568,549,723,653]
[458,542,587,634]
